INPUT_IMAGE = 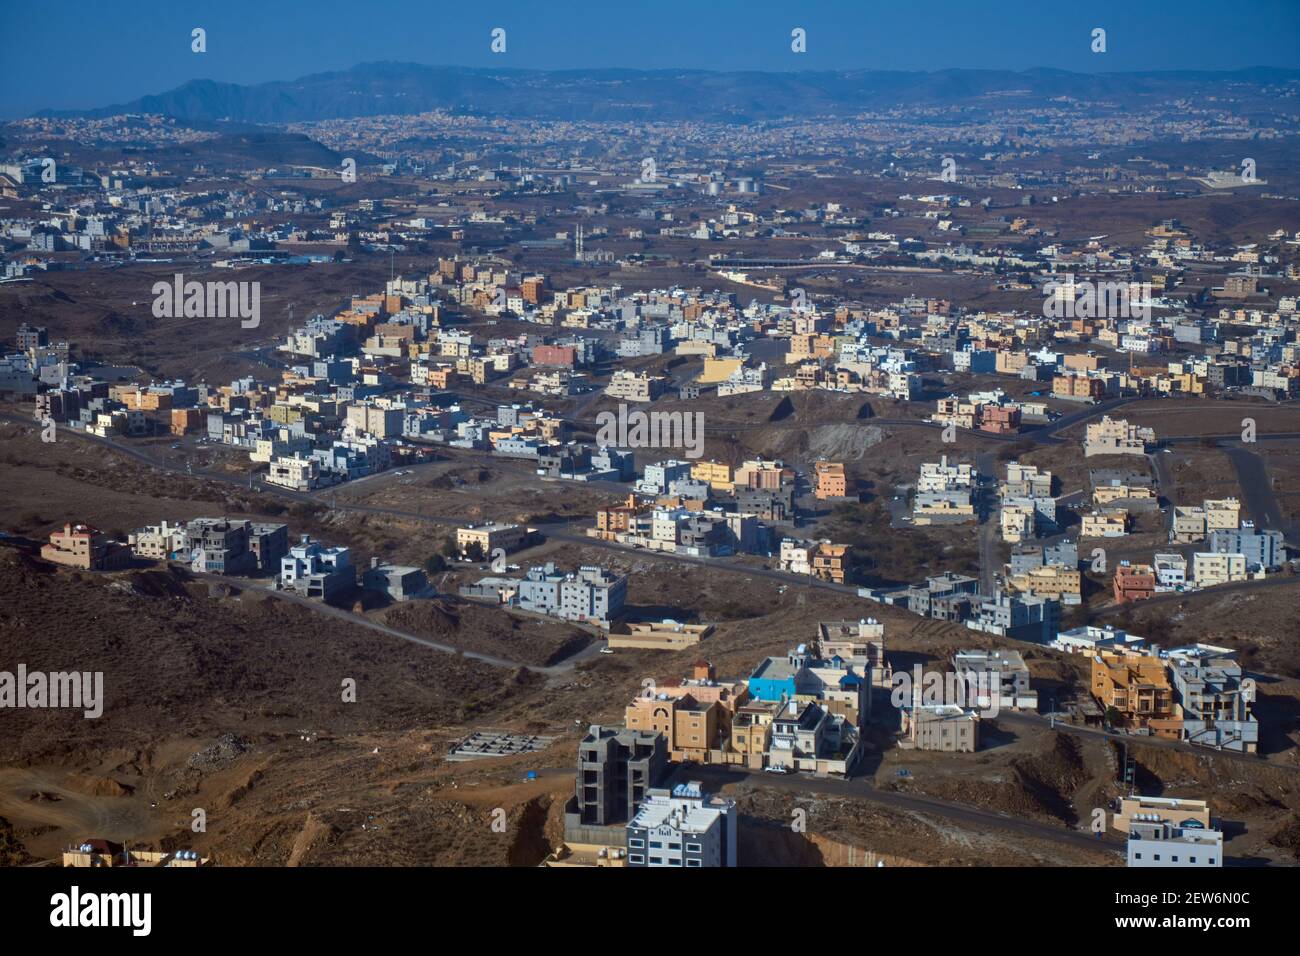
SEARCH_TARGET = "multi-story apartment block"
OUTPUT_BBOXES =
[1192,551,1248,587]
[1153,552,1188,588]
[811,541,849,584]
[625,782,737,868]
[690,459,733,492]
[1082,510,1129,538]
[572,725,668,829]
[1001,462,1053,498]
[1091,653,1181,737]
[456,522,531,558]
[1208,523,1287,571]
[279,536,355,601]
[267,454,322,492]
[128,520,189,561]
[605,369,665,402]
[513,563,627,627]
[733,458,789,491]
[1000,501,1036,543]
[966,591,1060,643]
[247,522,289,573]
[952,649,1038,711]
[812,460,848,500]
[1113,562,1157,603]
[900,703,980,752]
[1127,822,1222,868]
[1006,562,1082,605]
[914,455,977,523]
[638,459,693,495]
[1170,657,1257,753]
[1172,498,1240,543]
[816,619,889,687]
[1084,416,1155,457]
[187,518,256,576]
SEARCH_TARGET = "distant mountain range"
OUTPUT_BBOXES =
[37,62,1300,125]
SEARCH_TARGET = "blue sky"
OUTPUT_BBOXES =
[3,0,1299,118]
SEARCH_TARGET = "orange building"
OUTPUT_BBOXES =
[624,661,749,759]
[41,523,132,571]
[813,461,847,500]
[978,405,1021,435]
[811,542,849,584]
[1091,653,1182,738]
[1113,563,1157,603]
[594,494,645,539]
[170,407,204,435]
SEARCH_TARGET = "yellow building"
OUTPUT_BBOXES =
[690,459,734,492]
[699,357,745,384]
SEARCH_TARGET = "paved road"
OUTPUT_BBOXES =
[200,571,603,676]
[1091,569,1300,617]
[997,711,1300,776]
[665,763,1123,857]
[1221,444,1298,544]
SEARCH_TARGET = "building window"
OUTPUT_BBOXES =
[649,857,662,865]
[628,839,644,849]
[629,854,643,864]
[686,859,702,867]
[687,843,702,853]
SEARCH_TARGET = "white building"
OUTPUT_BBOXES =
[624,782,737,868]
[1127,822,1222,868]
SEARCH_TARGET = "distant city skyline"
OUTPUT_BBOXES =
[4,0,1300,119]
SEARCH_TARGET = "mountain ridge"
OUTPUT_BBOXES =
[36,61,1300,125]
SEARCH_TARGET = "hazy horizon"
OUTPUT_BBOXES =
[4,0,1300,119]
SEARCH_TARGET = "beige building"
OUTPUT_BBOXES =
[901,704,980,752]
[1081,510,1129,538]
[1192,551,1248,587]
[1173,498,1241,543]
[267,454,320,492]
[1094,483,1155,506]
[605,370,664,402]
[608,620,714,650]
[457,522,531,557]
[1007,563,1082,605]
[1000,502,1036,543]
[63,839,211,867]
[1084,416,1155,457]
[1113,796,1212,834]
